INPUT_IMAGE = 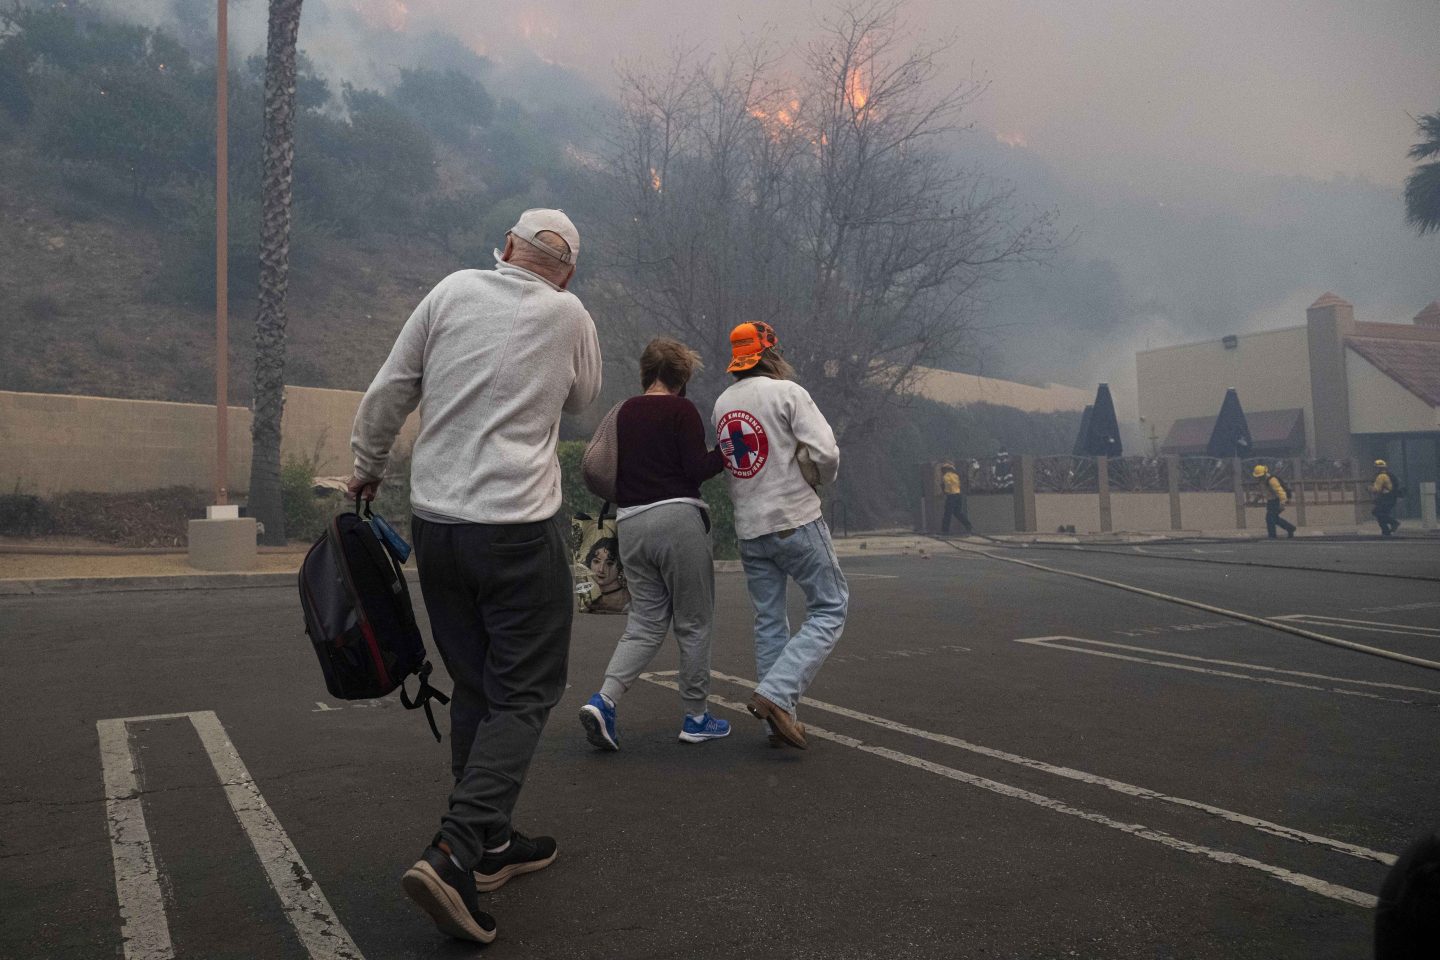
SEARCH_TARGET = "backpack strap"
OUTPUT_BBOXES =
[350,516,406,598]
[351,513,452,740]
[400,661,451,742]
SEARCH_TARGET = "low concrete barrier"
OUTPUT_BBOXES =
[0,387,419,496]
[918,456,1375,535]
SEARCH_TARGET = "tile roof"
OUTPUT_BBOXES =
[1162,408,1306,456]
[1351,321,1440,342]
[1347,337,1440,407]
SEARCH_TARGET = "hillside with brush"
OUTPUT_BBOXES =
[0,1,590,405]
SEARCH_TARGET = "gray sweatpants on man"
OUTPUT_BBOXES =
[599,502,715,717]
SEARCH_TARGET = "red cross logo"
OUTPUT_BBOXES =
[717,410,769,479]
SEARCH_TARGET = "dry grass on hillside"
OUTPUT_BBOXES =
[0,148,467,405]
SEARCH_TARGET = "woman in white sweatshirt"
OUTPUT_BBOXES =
[712,322,847,749]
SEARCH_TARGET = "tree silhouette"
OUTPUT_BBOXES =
[1404,111,1440,235]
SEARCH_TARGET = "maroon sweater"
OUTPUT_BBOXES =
[615,394,726,507]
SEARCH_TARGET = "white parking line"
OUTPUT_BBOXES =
[98,715,181,960]
[686,670,1395,862]
[982,550,1440,671]
[1019,636,1440,696]
[97,711,365,960]
[641,674,1381,907]
[1273,614,1440,638]
[1015,636,1431,705]
[1360,601,1440,614]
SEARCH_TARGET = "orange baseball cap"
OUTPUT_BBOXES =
[727,321,779,372]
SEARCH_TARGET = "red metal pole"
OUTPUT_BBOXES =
[215,0,229,505]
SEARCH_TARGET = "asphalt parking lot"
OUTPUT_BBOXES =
[2,535,1437,959]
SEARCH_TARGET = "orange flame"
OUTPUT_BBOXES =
[844,60,871,112]
[749,98,801,139]
[649,167,663,192]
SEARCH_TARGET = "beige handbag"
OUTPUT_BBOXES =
[571,504,629,614]
[581,400,625,502]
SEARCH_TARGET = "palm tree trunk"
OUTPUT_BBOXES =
[247,0,303,546]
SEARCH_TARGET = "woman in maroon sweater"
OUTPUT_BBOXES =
[578,338,730,749]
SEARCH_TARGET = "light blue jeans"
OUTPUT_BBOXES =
[738,518,849,714]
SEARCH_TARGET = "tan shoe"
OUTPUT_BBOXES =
[749,693,807,749]
[766,718,807,747]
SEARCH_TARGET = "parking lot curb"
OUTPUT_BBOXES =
[0,572,305,596]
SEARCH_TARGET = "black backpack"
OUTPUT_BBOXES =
[298,498,448,740]
[1273,475,1290,500]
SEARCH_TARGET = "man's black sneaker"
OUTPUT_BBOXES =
[473,830,558,892]
[401,840,498,943]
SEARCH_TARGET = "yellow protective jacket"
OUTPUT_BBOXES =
[1262,475,1288,503]
[1372,472,1393,497]
[941,469,962,495]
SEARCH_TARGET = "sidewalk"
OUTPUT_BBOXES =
[0,546,312,595]
[4,526,1429,595]
[0,531,944,594]
[971,524,1435,545]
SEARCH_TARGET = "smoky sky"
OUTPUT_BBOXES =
[300,0,1439,187]
[124,0,1439,184]
[104,0,1440,417]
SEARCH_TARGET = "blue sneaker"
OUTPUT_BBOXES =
[579,693,619,751]
[678,712,731,743]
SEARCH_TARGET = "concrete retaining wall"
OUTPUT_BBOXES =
[0,387,418,496]
[917,458,1372,535]
[1307,503,1363,527]
[1036,493,1102,534]
[1111,493,1174,532]
[1243,502,1359,530]
[967,494,1017,535]
[1181,493,1239,531]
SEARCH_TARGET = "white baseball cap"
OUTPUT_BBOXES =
[510,208,579,265]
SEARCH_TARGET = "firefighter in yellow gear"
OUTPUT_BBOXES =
[1371,459,1400,537]
[1252,464,1296,539]
[939,460,972,535]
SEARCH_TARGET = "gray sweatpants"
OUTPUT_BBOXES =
[599,502,715,717]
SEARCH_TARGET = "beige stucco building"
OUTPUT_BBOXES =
[910,367,1091,414]
[1136,293,1440,515]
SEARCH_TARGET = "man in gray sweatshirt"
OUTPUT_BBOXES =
[348,208,602,943]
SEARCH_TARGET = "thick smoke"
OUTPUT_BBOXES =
[972,129,1440,418]
[89,0,1440,417]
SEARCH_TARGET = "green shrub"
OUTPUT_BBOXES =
[0,493,55,536]
[700,473,738,559]
[281,451,412,545]
[556,439,601,521]
[281,455,338,543]
[371,452,413,540]
[46,486,206,547]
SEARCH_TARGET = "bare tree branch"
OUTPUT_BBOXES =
[592,0,1057,439]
